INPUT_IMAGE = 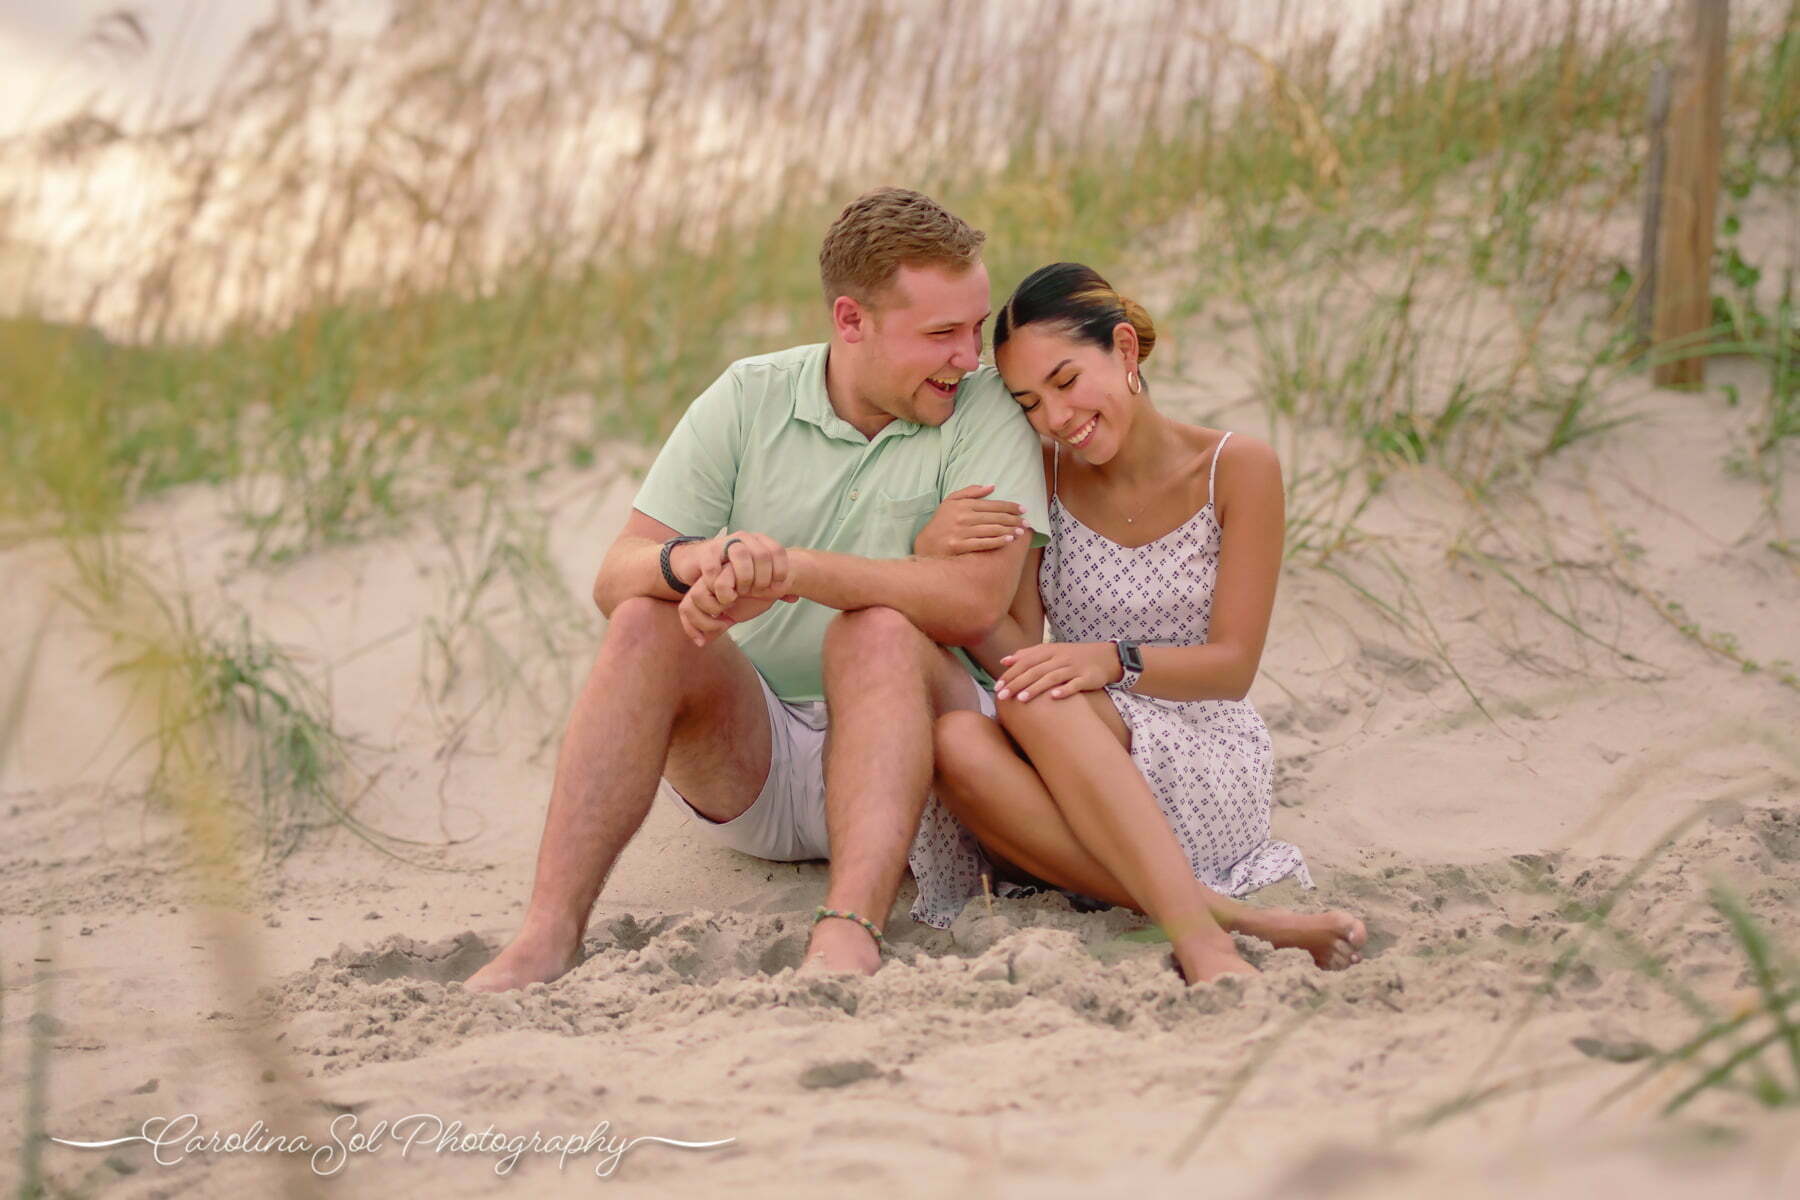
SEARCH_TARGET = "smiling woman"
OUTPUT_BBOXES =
[908,260,1368,985]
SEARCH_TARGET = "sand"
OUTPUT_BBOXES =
[4,337,1800,1197]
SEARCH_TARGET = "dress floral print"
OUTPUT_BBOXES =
[907,432,1312,928]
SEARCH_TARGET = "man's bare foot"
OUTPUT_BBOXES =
[464,932,581,993]
[1234,909,1366,971]
[1172,937,1259,986]
[799,915,881,976]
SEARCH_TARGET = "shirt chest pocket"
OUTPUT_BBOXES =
[880,490,939,521]
[874,489,938,551]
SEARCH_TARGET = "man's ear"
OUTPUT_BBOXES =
[833,295,869,344]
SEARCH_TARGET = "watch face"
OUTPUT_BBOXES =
[1121,642,1143,672]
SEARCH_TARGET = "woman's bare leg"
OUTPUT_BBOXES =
[934,703,1364,976]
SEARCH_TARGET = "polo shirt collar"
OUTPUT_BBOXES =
[793,343,924,445]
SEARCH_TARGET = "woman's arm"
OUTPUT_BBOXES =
[1134,434,1283,701]
[963,547,1046,677]
[912,451,1055,677]
[996,434,1284,704]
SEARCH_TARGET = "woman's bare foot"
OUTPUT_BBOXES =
[799,915,882,976]
[1233,909,1366,971]
[464,930,582,993]
[1171,935,1259,985]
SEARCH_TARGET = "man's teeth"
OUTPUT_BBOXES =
[928,377,959,389]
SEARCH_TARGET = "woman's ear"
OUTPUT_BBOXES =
[1112,320,1140,369]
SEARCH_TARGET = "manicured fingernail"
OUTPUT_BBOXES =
[995,688,1008,699]
[1019,691,1030,701]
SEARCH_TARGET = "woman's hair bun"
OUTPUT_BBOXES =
[995,262,1158,367]
[1118,295,1156,362]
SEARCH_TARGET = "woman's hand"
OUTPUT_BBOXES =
[995,641,1121,702]
[913,484,1026,557]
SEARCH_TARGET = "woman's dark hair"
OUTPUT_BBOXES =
[993,262,1157,363]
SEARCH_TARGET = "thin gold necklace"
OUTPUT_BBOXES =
[1100,446,1193,525]
[1110,486,1159,525]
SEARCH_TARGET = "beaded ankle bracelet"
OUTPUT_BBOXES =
[812,906,885,951]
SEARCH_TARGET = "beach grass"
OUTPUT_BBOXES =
[5,0,1792,546]
[16,928,55,1200]
[3,608,51,1199]
[419,484,592,742]
[59,544,394,860]
[1403,750,1800,1134]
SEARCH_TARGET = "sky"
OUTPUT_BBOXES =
[0,1,295,137]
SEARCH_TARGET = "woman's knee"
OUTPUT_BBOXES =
[995,691,1076,733]
[934,709,998,773]
[997,691,1128,750]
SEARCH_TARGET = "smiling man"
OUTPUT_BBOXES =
[468,188,1050,989]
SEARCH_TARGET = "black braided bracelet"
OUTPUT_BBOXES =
[659,535,705,594]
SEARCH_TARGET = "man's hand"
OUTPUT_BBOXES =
[677,531,799,647]
[995,641,1122,701]
[914,484,1027,557]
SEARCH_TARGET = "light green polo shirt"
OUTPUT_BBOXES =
[632,342,1050,703]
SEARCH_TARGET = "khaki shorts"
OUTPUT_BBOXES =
[663,668,996,861]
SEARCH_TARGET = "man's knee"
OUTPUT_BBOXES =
[604,595,687,652]
[822,606,929,672]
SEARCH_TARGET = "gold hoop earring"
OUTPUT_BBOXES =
[1127,370,1142,395]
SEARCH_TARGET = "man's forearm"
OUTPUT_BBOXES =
[788,548,1009,646]
[594,536,712,617]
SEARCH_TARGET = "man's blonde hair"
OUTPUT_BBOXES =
[819,187,986,308]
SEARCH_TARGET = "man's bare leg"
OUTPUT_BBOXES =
[466,596,772,992]
[804,606,982,973]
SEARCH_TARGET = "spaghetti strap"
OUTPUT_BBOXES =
[1207,431,1231,506]
[1052,441,1060,500]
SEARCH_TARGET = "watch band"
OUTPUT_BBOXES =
[1109,640,1144,692]
[660,535,706,594]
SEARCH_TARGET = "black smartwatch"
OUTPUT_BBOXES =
[1109,640,1144,692]
[660,535,706,594]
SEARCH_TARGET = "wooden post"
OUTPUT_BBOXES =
[1636,61,1672,343]
[1651,0,1730,387]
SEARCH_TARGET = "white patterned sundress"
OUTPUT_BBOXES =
[907,431,1313,928]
